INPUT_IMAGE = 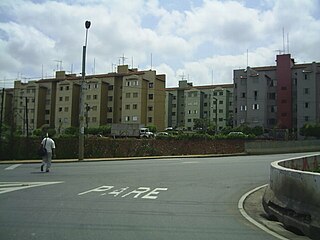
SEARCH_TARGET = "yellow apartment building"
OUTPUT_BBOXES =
[10,65,166,135]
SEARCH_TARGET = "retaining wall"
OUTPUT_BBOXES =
[262,154,320,239]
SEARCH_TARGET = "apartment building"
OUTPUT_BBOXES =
[233,54,320,135]
[166,80,233,131]
[6,65,166,135]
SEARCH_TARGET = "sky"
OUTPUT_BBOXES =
[0,0,320,88]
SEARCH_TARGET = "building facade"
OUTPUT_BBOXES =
[233,54,320,135]
[5,65,166,135]
[166,80,233,131]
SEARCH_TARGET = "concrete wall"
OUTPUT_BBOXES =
[245,139,320,154]
[263,154,320,239]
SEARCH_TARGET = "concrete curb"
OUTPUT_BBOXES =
[0,152,247,164]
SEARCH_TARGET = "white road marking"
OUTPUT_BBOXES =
[5,164,22,170]
[0,182,63,195]
[238,184,290,240]
[182,161,198,164]
[78,185,168,199]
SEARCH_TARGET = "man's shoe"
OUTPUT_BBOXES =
[41,165,44,172]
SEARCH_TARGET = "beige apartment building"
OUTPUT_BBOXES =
[7,65,166,135]
[166,80,233,131]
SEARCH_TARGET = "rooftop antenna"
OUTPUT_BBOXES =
[179,72,186,81]
[119,54,127,65]
[246,49,249,67]
[54,60,63,71]
[287,32,290,53]
[131,56,134,69]
[150,53,153,70]
[282,27,285,54]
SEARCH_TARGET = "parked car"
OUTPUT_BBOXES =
[139,128,154,138]
[155,132,169,137]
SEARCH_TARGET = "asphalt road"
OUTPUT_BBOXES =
[1,152,318,240]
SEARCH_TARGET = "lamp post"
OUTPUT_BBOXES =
[79,20,91,160]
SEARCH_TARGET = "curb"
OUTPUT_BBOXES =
[0,152,247,164]
[238,184,290,240]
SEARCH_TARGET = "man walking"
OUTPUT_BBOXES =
[40,133,56,172]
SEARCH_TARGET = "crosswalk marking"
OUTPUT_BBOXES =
[0,182,63,195]
[5,164,22,170]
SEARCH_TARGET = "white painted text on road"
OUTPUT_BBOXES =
[78,185,168,200]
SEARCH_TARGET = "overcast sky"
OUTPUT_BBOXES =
[0,0,319,88]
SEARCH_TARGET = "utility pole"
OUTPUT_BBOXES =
[79,20,91,161]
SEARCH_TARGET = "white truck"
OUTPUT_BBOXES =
[111,124,153,138]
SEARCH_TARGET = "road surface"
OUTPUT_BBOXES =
[0,152,317,240]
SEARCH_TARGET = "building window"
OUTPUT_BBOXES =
[66,86,69,90]
[59,97,63,101]
[92,106,97,111]
[219,91,223,96]
[188,119,192,122]
[240,105,247,111]
[304,74,308,80]
[133,104,138,110]
[148,94,154,100]
[125,116,130,122]
[305,116,309,121]
[126,93,131,98]
[133,92,138,98]
[219,100,223,104]
[59,107,62,112]
[60,86,63,91]
[107,107,112,112]
[107,118,112,123]
[241,92,246,98]
[132,116,138,121]
[92,117,97,123]
[86,95,91,100]
[219,109,223,113]
[148,117,152,123]
[254,91,258,100]
[108,85,114,90]
[108,96,113,101]
[305,102,309,108]
[45,110,50,114]
[149,82,154,88]
[304,88,309,94]
[148,106,153,111]
[253,104,259,110]
[93,95,98,100]
[125,104,130,110]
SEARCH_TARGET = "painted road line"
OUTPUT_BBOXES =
[0,182,63,195]
[238,184,290,240]
[5,164,22,170]
[182,161,198,164]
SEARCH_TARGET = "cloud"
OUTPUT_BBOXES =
[0,0,319,89]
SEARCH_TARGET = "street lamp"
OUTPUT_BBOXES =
[79,20,91,160]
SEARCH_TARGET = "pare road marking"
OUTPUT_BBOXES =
[78,185,168,200]
[0,182,63,195]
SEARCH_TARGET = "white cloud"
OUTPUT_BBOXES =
[0,0,319,88]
